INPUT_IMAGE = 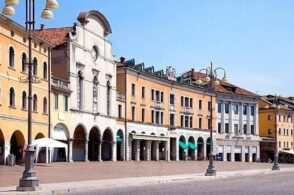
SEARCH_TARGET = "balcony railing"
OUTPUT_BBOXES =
[51,77,70,90]
[117,92,126,101]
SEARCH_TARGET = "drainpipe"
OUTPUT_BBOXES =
[124,68,127,161]
[48,47,51,138]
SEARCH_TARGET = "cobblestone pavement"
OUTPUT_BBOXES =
[0,161,293,187]
[68,171,294,195]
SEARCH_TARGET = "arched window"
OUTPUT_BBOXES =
[43,62,47,80]
[9,47,15,68]
[22,53,27,72]
[106,81,111,116]
[43,97,47,114]
[33,94,37,112]
[9,87,15,107]
[77,71,83,110]
[22,91,27,109]
[33,57,38,76]
[93,76,98,112]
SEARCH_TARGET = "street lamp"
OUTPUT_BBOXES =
[2,0,59,191]
[196,62,227,176]
[272,94,280,171]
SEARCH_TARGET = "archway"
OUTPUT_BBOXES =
[197,137,205,160]
[188,137,196,160]
[88,127,100,161]
[35,133,45,140]
[53,123,69,162]
[10,130,25,164]
[102,129,113,161]
[206,138,211,160]
[179,136,187,160]
[0,129,4,165]
[73,125,86,161]
[116,129,124,161]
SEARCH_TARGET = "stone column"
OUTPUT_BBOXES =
[84,139,89,162]
[135,140,140,162]
[229,102,233,134]
[166,141,170,162]
[98,141,102,161]
[146,141,151,161]
[249,146,253,162]
[121,140,125,161]
[203,142,207,160]
[155,142,160,161]
[223,145,227,161]
[112,142,117,161]
[221,102,225,133]
[231,145,235,162]
[239,103,243,134]
[246,104,250,135]
[255,105,259,135]
[176,139,179,161]
[68,140,73,162]
[256,145,260,162]
[4,143,10,165]
[241,146,245,162]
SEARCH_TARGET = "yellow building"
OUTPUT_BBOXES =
[259,95,294,163]
[117,58,215,161]
[0,14,52,165]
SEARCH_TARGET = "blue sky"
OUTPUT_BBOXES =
[2,0,293,96]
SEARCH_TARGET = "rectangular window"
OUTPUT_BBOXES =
[218,103,222,113]
[190,116,193,128]
[279,141,281,148]
[181,96,184,107]
[208,101,211,111]
[170,113,175,126]
[155,111,160,124]
[141,108,145,122]
[170,94,175,105]
[190,98,193,108]
[185,116,189,128]
[225,123,229,133]
[251,125,254,134]
[142,87,145,99]
[131,83,135,96]
[234,124,238,133]
[250,106,255,116]
[155,90,160,102]
[268,129,271,135]
[118,105,122,119]
[218,123,221,133]
[160,92,164,103]
[131,106,135,121]
[199,117,202,129]
[64,96,68,111]
[225,103,229,114]
[243,105,247,115]
[151,110,154,123]
[199,100,202,109]
[54,94,58,110]
[151,89,154,101]
[185,97,189,107]
[181,115,184,127]
[208,118,211,129]
[160,112,164,125]
[243,124,247,134]
[279,128,281,135]
[0,88,2,104]
[233,104,238,114]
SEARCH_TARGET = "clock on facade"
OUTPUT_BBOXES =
[92,46,98,61]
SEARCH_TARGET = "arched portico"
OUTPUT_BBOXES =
[52,123,70,162]
[88,127,100,161]
[10,130,25,164]
[102,129,113,161]
[197,137,205,160]
[179,136,187,161]
[35,133,45,140]
[0,129,4,165]
[116,129,124,161]
[73,125,86,161]
[188,136,196,160]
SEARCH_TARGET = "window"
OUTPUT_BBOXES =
[199,100,202,109]
[208,118,211,129]
[189,98,193,108]
[198,117,202,129]
[106,81,111,116]
[250,106,255,116]
[77,71,83,110]
[279,141,281,148]
[43,97,47,114]
[268,115,272,121]
[279,128,281,135]
[278,115,281,121]
[170,113,175,126]
[155,111,160,124]
[234,124,238,133]
[22,91,27,109]
[180,115,184,127]
[160,112,163,124]
[243,105,247,115]
[64,96,68,111]
[190,116,193,128]
[22,53,27,72]
[268,129,271,135]
[151,89,154,101]
[181,96,184,106]
[33,57,38,76]
[118,105,122,119]
[9,87,15,107]
[141,87,145,99]
[233,104,238,114]
[291,129,293,136]
[54,94,58,109]
[43,62,47,80]
[151,110,154,123]
[93,76,98,112]
[225,103,229,114]
[160,92,164,103]
[184,97,189,107]
[141,108,145,122]
[131,83,135,96]
[9,46,14,68]
[131,106,135,121]
[251,125,254,134]
[170,94,175,105]
[208,101,211,111]
[33,94,37,112]
[225,123,229,133]
[155,90,160,102]
[218,123,221,133]
[243,124,247,134]
[217,103,221,113]
[185,116,189,128]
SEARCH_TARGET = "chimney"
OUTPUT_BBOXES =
[40,24,45,30]
[191,68,194,77]
[120,57,125,63]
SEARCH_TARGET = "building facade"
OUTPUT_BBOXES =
[259,95,294,163]
[35,10,118,162]
[0,14,51,165]
[117,59,216,162]
[182,69,261,162]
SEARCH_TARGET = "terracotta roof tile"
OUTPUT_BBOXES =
[34,27,73,46]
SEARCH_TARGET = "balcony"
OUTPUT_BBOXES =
[151,101,163,109]
[51,77,71,94]
[169,104,176,112]
[117,92,126,101]
[181,106,192,114]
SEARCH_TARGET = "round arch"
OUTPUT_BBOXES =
[73,125,86,161]
[179,136,186,161]
[52,123,70,141]
[116,129,124,161]
[10,130,25,164]
[101,129,113,161]
[188,136,196,160]
[197,137,205,160]
[88,127,101,161]
[0,129,5,165]
[35,133,45,140]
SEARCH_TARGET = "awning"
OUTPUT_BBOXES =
[116,135,122,143]
[280,150,294,155]
[188,142,196,150]
[131,134,170,142]
[179,141,188,149]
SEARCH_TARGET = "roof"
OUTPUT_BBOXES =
[260,95,294,111]
[34,27,73,46]
[182,69,258,97]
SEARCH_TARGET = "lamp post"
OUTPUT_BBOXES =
[2,0,59,191]
[272,94,280,171]
[196,62,227,176]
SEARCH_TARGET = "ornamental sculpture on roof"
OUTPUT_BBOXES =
[166,66,176,81]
